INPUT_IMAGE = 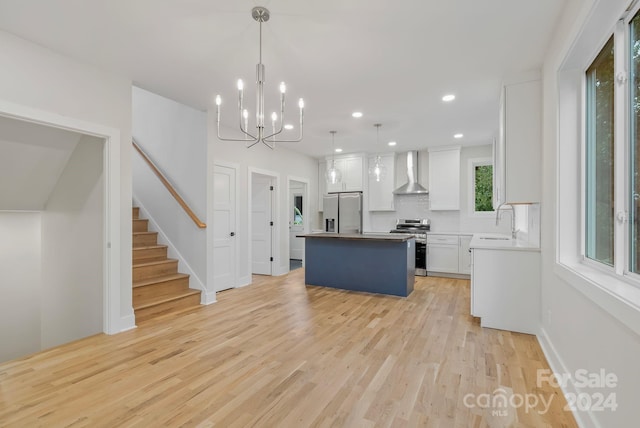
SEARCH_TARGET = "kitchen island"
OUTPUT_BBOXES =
[297,233,415,297]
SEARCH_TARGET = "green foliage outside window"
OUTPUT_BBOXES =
[475,165,493,212]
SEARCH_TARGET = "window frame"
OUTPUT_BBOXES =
[468,157,495,218]
[580,16,638,281]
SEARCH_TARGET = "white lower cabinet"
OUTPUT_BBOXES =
[426,234,473,276]
[471,248,540,334]
[426,235,459,274]
[458,235,472,274]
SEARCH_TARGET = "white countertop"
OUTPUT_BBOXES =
[470,233,540,252]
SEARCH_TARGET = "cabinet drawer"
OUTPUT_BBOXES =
[427,235,458,245]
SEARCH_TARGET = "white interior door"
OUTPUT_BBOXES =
[251,174,273,275]
[213,164,236,291]
[289,183,305,260]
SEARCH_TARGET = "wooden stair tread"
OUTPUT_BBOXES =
[133,273,189,288]
[134,289,201,310]
[131,206,201,321]
[133,244,167,251]
[133,258,177,268]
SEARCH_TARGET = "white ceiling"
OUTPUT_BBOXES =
[0,0,567,158]
[0,116,82,210]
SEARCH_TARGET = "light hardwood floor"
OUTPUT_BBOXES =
[0,270,576,427]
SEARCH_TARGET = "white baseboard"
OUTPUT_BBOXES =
[118,314,137,332]
[201,290,217,305]
[237,275,251,287]
[133,196,206,293]
[537,327,597,428]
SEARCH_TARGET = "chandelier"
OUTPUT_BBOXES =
[369,124,387,182]
[215,6,304,149]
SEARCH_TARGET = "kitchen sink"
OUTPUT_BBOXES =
[479,236,511,241]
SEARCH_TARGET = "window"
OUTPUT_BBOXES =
[631,12,640,273]
[293,194,303,225]
[469,158,494,215]
[585,37,615,266]
[581,7,640,281]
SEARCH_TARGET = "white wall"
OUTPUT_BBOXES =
[368,145,512,234]
[0,212,41,363]
[0,30,133,331]
[208,116,319,285]
[41,136,104,349]
[132,86,207,290]
[541,0,640,426]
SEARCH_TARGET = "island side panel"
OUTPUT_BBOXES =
[304,237,415,297]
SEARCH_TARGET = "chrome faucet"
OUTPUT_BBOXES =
[495,202,517,239]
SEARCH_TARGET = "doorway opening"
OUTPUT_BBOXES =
[0,115,108,363]
[288,177,309,271]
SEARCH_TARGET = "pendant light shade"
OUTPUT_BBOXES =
[326,131,342,184]
[369,155,387,182]
[368,124,387,182]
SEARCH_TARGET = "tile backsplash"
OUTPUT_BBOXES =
[366,194,512,234]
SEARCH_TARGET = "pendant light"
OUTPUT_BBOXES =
[325,131,342,184]
[369,124,387,182]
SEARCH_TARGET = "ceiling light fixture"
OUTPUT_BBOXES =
[454,133,464,139]
[352,112,363,118]
[326,131,342,184]
[335,148,343,153]
[442,94,456,102]
[369,124,387,182]
[284,124,294,130]
[215,6,304,149]
[388,141,397,147]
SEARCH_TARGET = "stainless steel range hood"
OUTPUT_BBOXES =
[393,151,428,195]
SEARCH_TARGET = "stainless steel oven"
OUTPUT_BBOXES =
[390,218,430,276]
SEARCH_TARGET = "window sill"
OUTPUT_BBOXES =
[554,260,640,337]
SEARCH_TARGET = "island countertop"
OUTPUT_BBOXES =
[297,232,414,242]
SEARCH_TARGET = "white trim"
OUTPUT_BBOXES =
[132,196,206,292]
[0,99,130,334]
[537,328,597,428]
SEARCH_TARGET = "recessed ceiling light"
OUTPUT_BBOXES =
[388,141,397,146]
[284,124,294,130]
[352,112,363,118]
[335,148,343,153]
[454,133,464,139]
[442,94,456,102]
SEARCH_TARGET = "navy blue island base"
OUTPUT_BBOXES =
[299,233,415,297]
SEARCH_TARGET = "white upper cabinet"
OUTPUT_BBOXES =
[368,153,395,211]
[325,155,364,193]
[495,77,541,206]
[428,146,460,210]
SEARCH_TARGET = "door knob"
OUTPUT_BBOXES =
[230,232,235,237]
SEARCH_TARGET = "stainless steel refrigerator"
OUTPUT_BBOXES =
[323,192,363,234]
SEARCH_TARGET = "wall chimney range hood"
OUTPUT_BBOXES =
[393,151,428,195]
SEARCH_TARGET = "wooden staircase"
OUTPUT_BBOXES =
[132,207,201,323]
